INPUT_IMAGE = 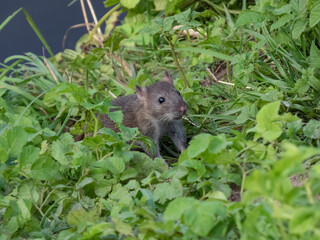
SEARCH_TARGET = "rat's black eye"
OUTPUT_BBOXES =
[176,90,181,95]
[158,97,165,104]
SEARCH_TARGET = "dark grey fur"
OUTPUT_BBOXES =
[100,71,188,158]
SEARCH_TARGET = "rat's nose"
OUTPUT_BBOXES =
[179,105,187,114]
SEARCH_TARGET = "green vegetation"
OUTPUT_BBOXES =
[1,0,320,239]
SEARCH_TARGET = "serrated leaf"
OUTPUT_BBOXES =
[310,4,320,27]
[235,11,264,27]
[270,14,294,31]
[76,177,94,190]
[68,207,100,225]
[30,156,60,180]
[208,135,228,154]
[303,120,320,139]
[180,160,206,176]
[187,134,212,158]
[0,126,29,159]
[163,197,197,221]
[19,145,40,168]
[120,0,140,9]
[106,157,125,174]
[256,101,282,141]
[108,110,123,123]
[310,42,320,69]
[292,19,307,39]
[235,105,250,124]
[153,178,183,204]
[51,133,74,165]
[183,201,227,237]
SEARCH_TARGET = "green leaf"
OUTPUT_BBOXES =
[19,145,40,168]
[292,19,307,39]
[108,110,123,123]
[187,134,212,158]
[163,197,197,221]
[183,201,227,237]
[235,105,250,124]
[104,0,120,8]
[256,101,283,141]
[68,207,100,226]
[120,168,138,181]
[310,42,320,69]
[76,177,94,190]
[303,120,320,139]
[208,135,228,154]
[310,4,320,27]
[51,133,74,165]
[106,157,125,174]
[30,156,60,180]
[153,178,183,204]
[175,47,233,61]
[235,11,264,27]
[120,0,140,9]
[0,126,29,159]
[180,160,206,176]
[270,14,294,31]
[154,0,166,11]
[17,198,32,220]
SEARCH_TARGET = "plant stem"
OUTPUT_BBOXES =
[165,36,190,88]
[86,3,121,44]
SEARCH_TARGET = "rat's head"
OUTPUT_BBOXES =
[136,71,187,122]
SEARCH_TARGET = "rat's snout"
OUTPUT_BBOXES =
[179,104,187,115]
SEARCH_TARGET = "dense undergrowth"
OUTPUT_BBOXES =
[1,0,320,239]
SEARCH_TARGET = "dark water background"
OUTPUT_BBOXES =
[0,0,114,62]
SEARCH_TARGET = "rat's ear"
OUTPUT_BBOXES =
[162,70,174,85]
[136,85,148,101]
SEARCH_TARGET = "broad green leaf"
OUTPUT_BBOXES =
[163,197,197,221]
[310,42,320,69]
[108,110,123,123]
[235,11,264,27]
[256,101,282,141]
[68,207,100,225]
[208,135,228,154]
[272,4,291,15]
[310,4,320,27]
[153,178,183,204]
[154,0,166,11]
[120,168,138,181]
[0,146,8,163]
[106,157,125,174]
[235,105,250,124]
[180,159,206,176]
[17,198,32,220]
[270,14,294,31]
[0,126,29,159]
[51,133,74,165]
[292,19,307,39]
[120,0,140,9]
[19,145,40,168]
[183,201,227,237]
[18,181,40,203]
[104,0,120,8]
[76,177,94,190]
[30,156,60,180]
[303,120,320,139]
[187,134,212,158]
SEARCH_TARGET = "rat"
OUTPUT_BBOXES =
[100,71,188,158]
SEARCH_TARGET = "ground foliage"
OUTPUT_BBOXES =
[1,0,320,239]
